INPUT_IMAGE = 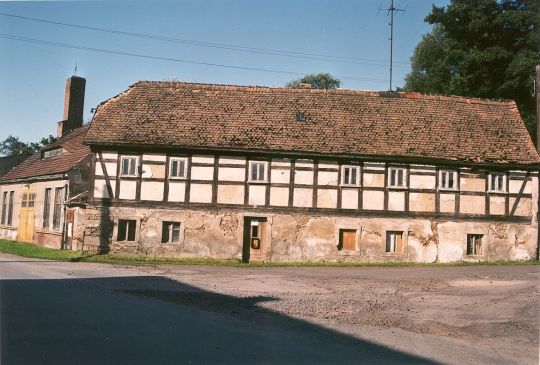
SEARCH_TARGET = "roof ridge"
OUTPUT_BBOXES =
[130,80,515,105]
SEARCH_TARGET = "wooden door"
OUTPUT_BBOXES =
[18,191,36,243]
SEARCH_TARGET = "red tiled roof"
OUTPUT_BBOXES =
[84,81,540,166]
[1,126,91,181]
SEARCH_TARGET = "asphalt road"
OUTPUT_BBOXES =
[0,253,537,364]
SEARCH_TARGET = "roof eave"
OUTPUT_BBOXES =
[84,141,540,171]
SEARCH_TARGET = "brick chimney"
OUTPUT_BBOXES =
[57,76,86,137]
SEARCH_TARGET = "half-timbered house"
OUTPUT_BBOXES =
[83,81,539,262]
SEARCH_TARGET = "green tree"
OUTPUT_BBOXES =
[286,73,341,89]
[0,135,57,156]
[404,0,539,139]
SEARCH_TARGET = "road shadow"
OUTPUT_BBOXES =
[0,275,440,365]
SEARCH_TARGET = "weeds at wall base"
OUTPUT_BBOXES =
[0,239,538,268]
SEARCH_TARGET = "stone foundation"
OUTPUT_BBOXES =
[79,205,538,263]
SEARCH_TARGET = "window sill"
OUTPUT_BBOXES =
[464,254,484,259]
[487,191,507,195]
[337,250,360,255]
[340,184,361,188]
[438,188,458,192]
[168,177,187,181]
[35,229,62,235]
[387,186,408,190]
[248,180,269,184]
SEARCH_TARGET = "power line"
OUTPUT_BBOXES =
[0,33,388,82]
[0,12,409,67]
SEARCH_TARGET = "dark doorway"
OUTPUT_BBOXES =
[242,217,267,263]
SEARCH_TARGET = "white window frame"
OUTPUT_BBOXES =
[439,169,458,191]
[43,148,64,159]
[248,161,268,183]
[341,165,360,187]
[387,167,407,188]
[116,219,138,242]
[466,234,483,256]
[386,231,403,253]
[120,156,139,177]
[162,221,182,243]
[488,172,507,193]
[169,157,188,180]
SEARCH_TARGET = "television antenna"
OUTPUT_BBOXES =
[379,1,406,91]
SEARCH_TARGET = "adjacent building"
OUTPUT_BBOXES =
[0,76,91,249]
[81,81,539,262]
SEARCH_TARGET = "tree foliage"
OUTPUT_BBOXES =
[286,73,341,89]
[404,0,539,139]
[0,135,57,157]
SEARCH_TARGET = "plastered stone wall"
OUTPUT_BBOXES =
[84,205,538,262]
[0,179,69,247]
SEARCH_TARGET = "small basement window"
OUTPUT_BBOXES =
[439,170,458,190]
[341,165,360,186]
[169,158,188,179]
[249,161,268,183]
[338,229,357,251]
[386,231,403,253]
[162,221,181,243]
[488,172,506,193]
[388,167,407,188]
[120,156,138,177]
[117,219,136,241]
[467,234,483,255]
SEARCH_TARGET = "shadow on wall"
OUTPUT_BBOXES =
[1,274,438,365]
[99,205,111,254]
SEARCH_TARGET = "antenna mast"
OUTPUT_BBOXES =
[380,0,405,91]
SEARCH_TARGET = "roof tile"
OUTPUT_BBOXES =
[85,82,540,166]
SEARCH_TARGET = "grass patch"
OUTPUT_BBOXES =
[0,239,538,267]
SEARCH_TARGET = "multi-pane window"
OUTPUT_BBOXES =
[1,192,7,225]
[488,172,506,192]
[386,231,403,253]
[169,158,187,179]
[52,187,64,230]
[467,234,483,255]
[21,192,36,208]
[161,221,181,243]
[439,170,458,190]
[43,148,64,159]
[43,188,52,228]
[117,219,136,241]
[388,167,407,188]
[7,191,14,226]
[249,161,268,182]
[341,166,360,186]
[120,156,138,177]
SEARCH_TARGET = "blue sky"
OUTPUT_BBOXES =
[0,0,449,142]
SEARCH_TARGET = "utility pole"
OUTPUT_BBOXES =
[380,0,405,91]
